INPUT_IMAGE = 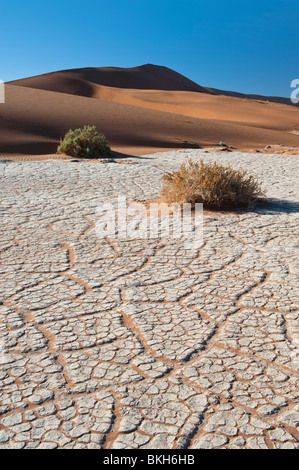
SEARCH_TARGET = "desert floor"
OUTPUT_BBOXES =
[0,150,298,449]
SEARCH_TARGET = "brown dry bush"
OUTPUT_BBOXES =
[162,159,266,209]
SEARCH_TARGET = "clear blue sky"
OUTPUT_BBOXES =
[1,0,298,97]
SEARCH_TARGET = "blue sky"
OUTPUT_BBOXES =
[1,0,298,97]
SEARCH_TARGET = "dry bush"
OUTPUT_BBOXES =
[57,125,112,158]
[162,159,266,209]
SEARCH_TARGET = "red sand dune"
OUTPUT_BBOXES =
[1,64,299,159]
[8,64,209,95]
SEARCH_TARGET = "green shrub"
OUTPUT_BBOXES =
[57,125,112,158]
[162,159,266,209]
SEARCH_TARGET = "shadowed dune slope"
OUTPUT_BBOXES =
[8,64,208,96]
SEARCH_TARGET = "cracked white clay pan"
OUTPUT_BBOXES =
[0,150,298,449]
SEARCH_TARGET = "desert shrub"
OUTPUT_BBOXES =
[161,159,266,209]
[57,125,112,158]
